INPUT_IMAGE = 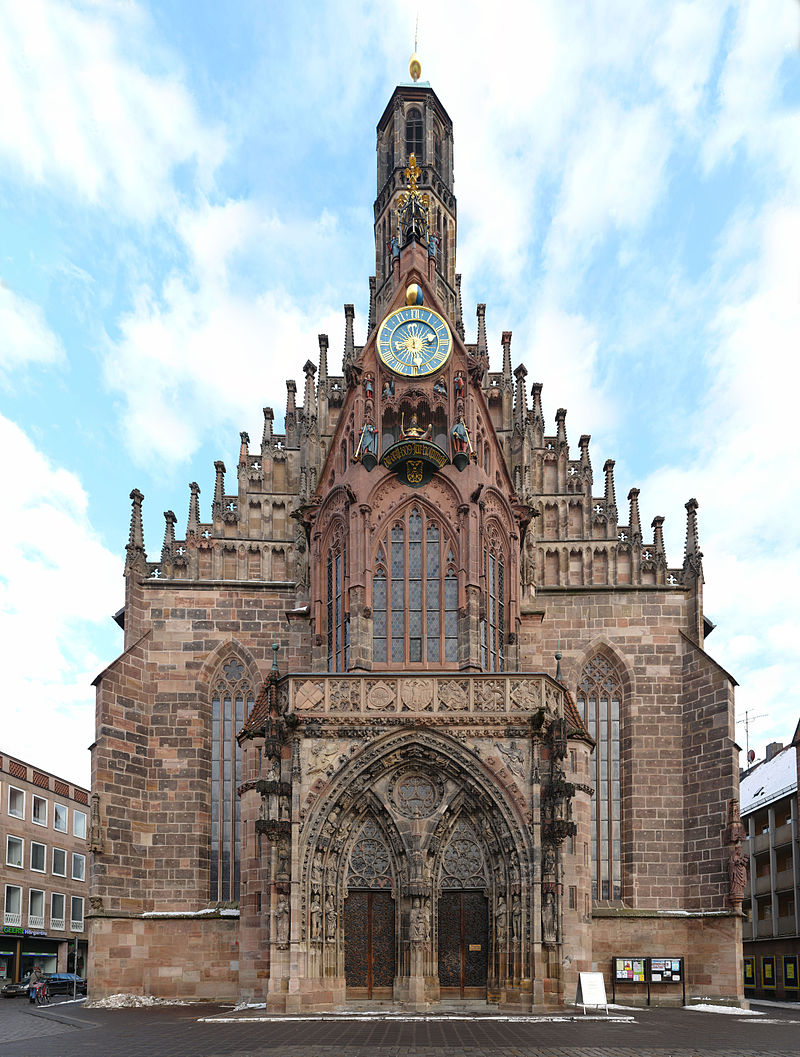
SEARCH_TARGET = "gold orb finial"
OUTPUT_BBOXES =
[409,52,421,82]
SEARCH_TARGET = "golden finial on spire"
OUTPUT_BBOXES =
[409,13,421,81]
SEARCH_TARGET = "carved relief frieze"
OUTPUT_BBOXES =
[294,679,325,711]
[329,680,362,713]
[474,679,506,712]
[438,679,469,711]
[365,679,397,712]
[401,677,435,712]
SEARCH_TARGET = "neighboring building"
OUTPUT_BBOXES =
[741,723,800,1000]
[0,752,89,982]
[89,60,744,1009]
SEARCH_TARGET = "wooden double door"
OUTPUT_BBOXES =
[344,890,395,998]
[438,890,488,998]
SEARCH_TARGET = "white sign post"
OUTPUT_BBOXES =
[576,971,608,1014]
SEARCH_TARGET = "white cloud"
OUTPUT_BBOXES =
[0,0,224,220]
[104,200,348,466]
[652,1,726,123]
[0,416,121,786]
[0,282,65,378]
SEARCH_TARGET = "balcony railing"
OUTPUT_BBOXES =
[3,912,21,927]
[50,917,65,931]
[281,671,563,718]
[28,914,45,929]
[70,919,84,933]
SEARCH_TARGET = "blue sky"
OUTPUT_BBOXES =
[0,0,798,785]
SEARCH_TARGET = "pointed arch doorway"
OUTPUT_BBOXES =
[343,818,397,999]
[437,819,489,999]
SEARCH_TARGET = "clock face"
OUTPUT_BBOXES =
[377,306,452,377]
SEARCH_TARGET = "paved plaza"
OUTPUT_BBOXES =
[1,999,800,1057]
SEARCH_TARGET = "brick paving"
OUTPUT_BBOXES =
[1,1001,799,1057]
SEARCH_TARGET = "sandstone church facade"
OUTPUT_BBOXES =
[88,66,744,1009]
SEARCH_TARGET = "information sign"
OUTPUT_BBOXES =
[614,956,646,982]
[576,971,608,1014]
[743,957,756,988]
[761,955,776,989]
[783,955,799,990]
[650,957,682,983]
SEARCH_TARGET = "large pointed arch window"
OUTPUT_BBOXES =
[373,507,457,666]
[480,541,506,672]
[577,656,621,900]
[211,659,254,901]
[326,530,349,672]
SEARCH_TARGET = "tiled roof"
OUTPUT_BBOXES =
[563,687,593,744]
[241,681,271,735]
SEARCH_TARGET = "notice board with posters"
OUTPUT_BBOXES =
[762,955,776,989]
[743,956,756,988]
[649,957,683,984]
[783,955,799,991]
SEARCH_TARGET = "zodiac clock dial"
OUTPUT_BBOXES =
[377,305,452,377]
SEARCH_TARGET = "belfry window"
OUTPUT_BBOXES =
[327,535,350,672]
[480,546,506,671]
[373,507,457,666]
[405,107,423,161]
[211,659,254,902]
[577,656,621,901]
[433,130,442,174]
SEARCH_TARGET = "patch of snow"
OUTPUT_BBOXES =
[688,1003,764,1016]
[90,993,192,1008]
[140,908,239,918]
[741,747,797,814]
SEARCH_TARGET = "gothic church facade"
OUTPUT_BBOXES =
[89,68,744,1010]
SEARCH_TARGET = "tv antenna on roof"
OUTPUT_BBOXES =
[736,708,766,763]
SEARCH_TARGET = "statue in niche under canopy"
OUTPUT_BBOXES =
[401,412,432,441]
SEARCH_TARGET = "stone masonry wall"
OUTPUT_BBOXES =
[88,915,239,1002]
[591,910,743,1005]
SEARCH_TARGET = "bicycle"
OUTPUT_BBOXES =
[33,982,50,1006]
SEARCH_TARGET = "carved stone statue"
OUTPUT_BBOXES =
[325,890,337,941]
[277,838,290,882]
[495,895,508,942]
[727,842,749,906]
[310,893,322,940]
[511,894,522,944]
[311,852,323,887]
[542,891,557,945]
[294,525,308,589]
[276,895,290,947]
[410,896,428,944]
[542,843,556,879]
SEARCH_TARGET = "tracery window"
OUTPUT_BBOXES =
[480,543,506,672]
[372,506,457,666]
[347,817,393,889]
[577,656,621,900]
[405,107,423,161]
[327,531,349,672]
[211,659,254,901]
[433,129,442,174]
[440,820,487,888]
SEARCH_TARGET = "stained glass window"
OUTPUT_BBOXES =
[577,656,622,901]
[372,507,457,667]
[211,660,253,902]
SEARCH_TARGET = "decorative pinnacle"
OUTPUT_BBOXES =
[271,642,280,672]
[476,304,487,357]
[628,488,642,543]
[127,488,144,552]
[161,510,176,561]
[555,651,563,682]
[652,515,666,560]
[187,481,201,536]
[683,498,703,577]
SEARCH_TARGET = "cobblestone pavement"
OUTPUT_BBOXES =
[1,1000,800,1057]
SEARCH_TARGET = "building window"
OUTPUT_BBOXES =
[372,506,458,666]
[72,852,85,881]
[32,795,47,826]
[70,896,84,932]
[28,889,45,929]
[53,803,67,832]
[52,848,67,877]
[577,655,622,901]
[385,120,394,179]
[73,810,87,839]
[210,659,254,902]
[6,836,23,869]
[433,129,442,173]
[405,107,423,161]
[4,885,22,927]
[51,893,65,931]
[569,885,577,910]
[481,545,506,671]
[31,842,46,873]
[8,787,24,819]
[326,533,349,672]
